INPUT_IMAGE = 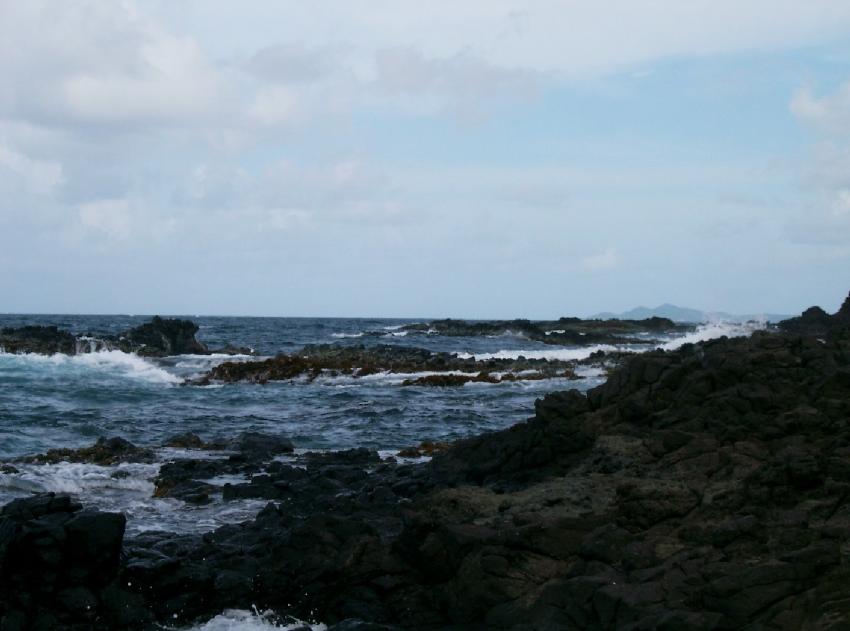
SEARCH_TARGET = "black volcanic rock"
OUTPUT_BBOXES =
[116,316,208,356]
[0,325,76,355]
[7,292,850,629]
[198,343,582,385]
[778,291,850,337]
[400,315,687,346]
[0,493,149,629]
[0,316,214,358]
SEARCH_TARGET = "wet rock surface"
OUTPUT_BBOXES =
[399,315,688,346]
[0,316,248,358]
[113,316,208,357]
[0,494,149,629]
[4,293,850,629]
[198,343,585,385]
[0,325,77,355]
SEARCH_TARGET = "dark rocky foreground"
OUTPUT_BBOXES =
[0,316,248,358]
[3,293,850,629]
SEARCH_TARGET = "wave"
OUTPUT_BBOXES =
[458,321,766,363]
[331,332,364,338]
[659,320,765,350]
[0,349,182,384]
[0,462,158,496]
[184,609,325,631]
[315,370,480,386]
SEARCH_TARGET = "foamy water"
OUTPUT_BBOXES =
[0,314,764,534]
[183,608,326,631]
[458,321,765,362]
[0,349,182,384]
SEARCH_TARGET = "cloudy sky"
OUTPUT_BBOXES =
[1,1,849,317]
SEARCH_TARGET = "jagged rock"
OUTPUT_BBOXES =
[199,343,583,385]
[8,291,850,629]
[401,372,499,386]
[0,493,149,628]
[0,316,213,358]
[116,316,208,356]
[399,315,687,346]
[0,325,76,355]
[778,291,850,336]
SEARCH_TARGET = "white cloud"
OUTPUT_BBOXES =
[791,83,850,135]
[77,199,133,240]
[580,247,620,271]
[75,198,176,243]
[0,142,63,195]
[0,2,226,129]
[791,81,850,247]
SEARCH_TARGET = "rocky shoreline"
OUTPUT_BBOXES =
[3,294,850,629]
[0,316,250,358]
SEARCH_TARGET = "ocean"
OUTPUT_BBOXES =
[0,314,759,538]
[0,313,767,629]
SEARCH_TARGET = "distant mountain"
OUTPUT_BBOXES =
[592,303,792,324]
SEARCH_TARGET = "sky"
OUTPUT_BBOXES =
[1,1,849,318]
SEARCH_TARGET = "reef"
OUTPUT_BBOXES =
[196,343,583,386]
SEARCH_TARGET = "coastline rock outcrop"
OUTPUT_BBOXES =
[778,291,850,337]
[0,494,147,629]
[0,325,77,355]
[5,291,850,629]
[0,316,250,358]
[399,315,688,346]
[198,343,583,385]
[114,316,208,356]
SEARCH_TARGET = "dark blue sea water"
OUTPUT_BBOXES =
[0,314,753,537]
[0,314,614,459]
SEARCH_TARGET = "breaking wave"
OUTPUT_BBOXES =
[458,321,766,362]
[184,609,325,631]
[0,350,181,384]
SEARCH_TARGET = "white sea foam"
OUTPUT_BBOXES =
[0,459,270,536]
[183,609,326,631]
[383,330,408,337]
[0,462,157,498]
[458,321,765,363]
[0,349,181,384]
[331,332,364,338]
[455,345,622,362]
[315,370,481,386]
[658,320,765,351]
